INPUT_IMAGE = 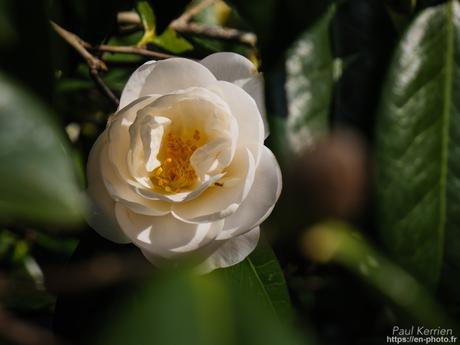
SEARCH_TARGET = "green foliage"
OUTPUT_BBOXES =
[305,222,454,328]
[95,271,305,345]
[0,74,84,226]
[2,0,460,344]
[136,0,157,46]
[213,234,293,320]
[283,5,335,155]
[375,1,460,290]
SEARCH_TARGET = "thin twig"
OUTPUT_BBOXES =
[51,21,119,106]
[89,69,120,107]
[50,21,107,71]
[171,22,257,47]
[86,43,178,60]
[171,0,217,26]
[118,6,257,47]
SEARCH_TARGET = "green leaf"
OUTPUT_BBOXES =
[213,234,293,320]
[227,0,332,68]
[0,74,83,226]
[304,222,454,328]
[153,27,193,54]
[375,1,460,289]
[284,5,335,154]
[96,272,305,345]
[136,0,156,47]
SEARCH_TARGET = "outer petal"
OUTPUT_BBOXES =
[237,76,269,139]
[218,146,282,240]
[86,132,130,244]
[210,81,265,163]
[197,226,260,273]
[114,204,223,258]
[118,61,156,110]
[139,58,217,96]
[200,52,256,83]
[201,53,268,138]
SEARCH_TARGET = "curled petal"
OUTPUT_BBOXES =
[108,95,161,188]
[118,61,156,109]
[218,146,282,240]
[197,226,260,273]
[100,145,170,216]
[200,52,256,83]
[115,204,223,258]
[172,148,256,223]
[210,81,264,163]
[86,132,130,243]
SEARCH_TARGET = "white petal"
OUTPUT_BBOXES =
[118,60,156,110]
[135,173,225,203]
[172,148,256,223]
[210,81,264,163]
[86,132,130,244]
[201,53,268,139]
[197,226,260,273]
[108,95,160,188]
[190,137,233,178]
[115,204,223,258]
[238,75,269,139]
[218,146,282,240]
[100,145,171,216]
[139,58,216,96]
[200,52,256,83]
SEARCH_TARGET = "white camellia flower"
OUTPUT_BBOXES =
[86,52,282,273]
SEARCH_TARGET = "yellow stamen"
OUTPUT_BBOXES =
[150,130,202,193]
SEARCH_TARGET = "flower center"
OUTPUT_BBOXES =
[150,129,202,193]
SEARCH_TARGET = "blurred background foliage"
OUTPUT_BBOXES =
[0,0,460,344]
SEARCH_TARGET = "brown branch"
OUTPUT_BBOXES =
[50,21,107,71]
[86,43,178,60]
[0,308,69,345]
[171,22,257,47]
[171,0,217,26]
[51,21,119,107]
[117,5,257,48]
[89,69,120,107]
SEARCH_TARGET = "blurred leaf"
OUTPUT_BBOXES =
[96,272,305,345]
[283,5,335,154]
[331,0,396,141]
[228,0,332,67]
[136,0,156,47]
[213,234,293,320]
[0,74,83,226]
[304,222,455,329]
[375,1,460,289]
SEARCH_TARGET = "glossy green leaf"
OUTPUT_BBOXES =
[304,222,454,328]
[284,6,335,154]
[0,75,83,226]
[213,234,293,320]
[95,272,305,345]
[375,1,460,288]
